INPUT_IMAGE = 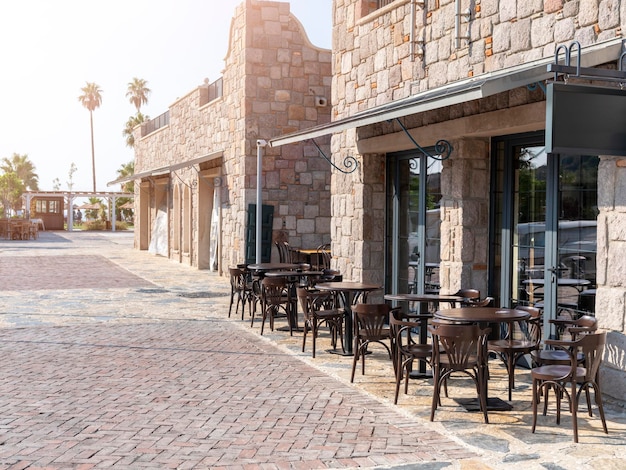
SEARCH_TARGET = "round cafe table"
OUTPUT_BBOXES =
[315,282,382,356]
[434,307,530,325]
[433,307,531,411]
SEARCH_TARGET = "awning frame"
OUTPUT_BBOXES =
[106,150,223,187]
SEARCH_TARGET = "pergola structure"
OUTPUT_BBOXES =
[21,191,133,232]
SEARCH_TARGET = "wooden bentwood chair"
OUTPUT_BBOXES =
[228,267,255,321]
[531,331,608,442]
[428,319,491,423]
[257,276,292,336]
[351,303,396,383]
[296,287,344,358]
[389,310,433,404]
[531,314,598,367]
[487,306,543,401]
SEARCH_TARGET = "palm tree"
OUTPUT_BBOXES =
[113,161,135,222]
[0,172,25,217]
[126,78,151,113]
[1,153,39,190]
[116,161,135,193]
[78,82,103,192]
[122,112,148,148]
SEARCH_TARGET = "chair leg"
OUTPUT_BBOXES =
[593,383,609,434]
[532,377,540,434]
[430,367,443,421]
[506,353,515,401]
[302,320,309,353]
[311,319,318,358]
[228,289,235,318]
[479,365,489,424]
[571,381,579,443]
[350,339,360,382]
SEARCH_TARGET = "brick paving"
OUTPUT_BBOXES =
[0,321,472,468]
[0,231,474,469]
[0,231,625,470]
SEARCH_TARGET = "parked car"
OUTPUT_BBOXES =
[517,220,597,281]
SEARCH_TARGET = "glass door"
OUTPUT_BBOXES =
[492,133,598,326]
[386,150,442,295]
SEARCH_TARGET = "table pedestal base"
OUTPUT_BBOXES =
[455,397,513,412]
[327,349,353,357]
[409,370,433,379]
[276,326,303,333]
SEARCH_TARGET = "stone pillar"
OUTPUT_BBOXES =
[439,138,490,296]
[595,155,626,401]
[330,129,385,286]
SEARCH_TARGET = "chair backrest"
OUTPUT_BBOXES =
[577,331,606,382]
[229,266,249,289]
[428,319,490,370]
[316,244,331,270]
[353,303,392,339]
[261,276,289,305]
[513,305,543,344]
[275,241,293,263]
[390,309,429,352]
[453,289,482,307]
[297,287,337,319]
[551,314,598,340]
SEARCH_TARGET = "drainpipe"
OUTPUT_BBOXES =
[410,0,416,61]
[455,0,471,49]
[256,140,268,264]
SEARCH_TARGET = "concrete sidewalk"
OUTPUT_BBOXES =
[0,231,624,469]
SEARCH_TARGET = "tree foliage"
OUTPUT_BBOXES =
[123,113,148,148]
[1,153,39,190]
[78,82,102,192]
[0,172,25,217]
[126,78,151,113]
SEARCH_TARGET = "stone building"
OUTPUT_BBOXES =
[269,0,626,400]
[123,0,332,271]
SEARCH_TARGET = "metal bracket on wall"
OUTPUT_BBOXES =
[311,139,358,174]
[527,82,547,95]
[548,40,626,86]
[393,118,453,161]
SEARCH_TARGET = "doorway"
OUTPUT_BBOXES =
[386,149,443,295]
[491,132,598,323]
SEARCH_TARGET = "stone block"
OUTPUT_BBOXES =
[531,14,556,48]
[578,0,599,27]
[500,0,517,22]
[596,287,626,331]
[554,17,575,43]
[511,18,532,52]
[297,218,315,234]
[599,0,620,29]
[544,0,563,14]
[492,22,511,54]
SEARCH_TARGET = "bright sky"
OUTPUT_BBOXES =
[0,0,332,193]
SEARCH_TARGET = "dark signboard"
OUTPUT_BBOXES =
[546,82,626,156]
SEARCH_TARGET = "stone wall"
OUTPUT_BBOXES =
[331,0,626,399]
[133,0,332,272]
[596,155,626,399]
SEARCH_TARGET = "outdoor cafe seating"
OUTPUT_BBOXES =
[390,309,433,404]
[530,330,608,442]
[297,287,344,358]
[0,218,38,240]
[350,303,396,383]
[428,319,491,423]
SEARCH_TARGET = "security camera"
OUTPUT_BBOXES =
[315,96,328,107]
[256,139,268,147]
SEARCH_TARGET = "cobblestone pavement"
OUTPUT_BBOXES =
[0,231,624,469]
